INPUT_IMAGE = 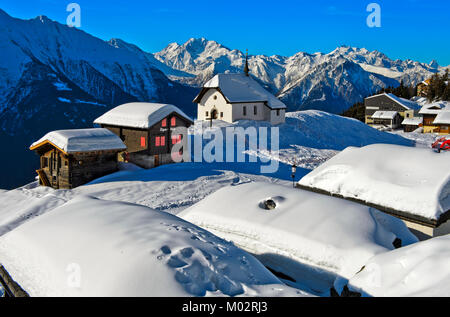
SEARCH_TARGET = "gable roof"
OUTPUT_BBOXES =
[371,110,398,119]
[30,128,126,154]
[365,93,421,111]
[94,103,193,129]
[433,111,450,125]
[193,73,287,109]
[402,117,423,126]
[419,102,450,115]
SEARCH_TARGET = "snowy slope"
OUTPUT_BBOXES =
[190,110,412,173]
[0,195,305,297]
[179,182,417,295]
[347,234,450,297]
[299,144,450,221]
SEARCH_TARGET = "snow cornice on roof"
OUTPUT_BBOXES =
[194,73,287,110]
[30,128,126,154]
[365,93,421,111]
[94,103,193,129]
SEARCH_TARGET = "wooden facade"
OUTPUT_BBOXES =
[365,94,411,124]
[31,143,121,189]
[422,114,440,133]
[99,112,192,169]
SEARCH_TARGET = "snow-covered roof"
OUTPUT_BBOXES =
[433,111,450,125]
[419,101,450,115]
[30,128,126,153]
[94,103,193,129]
[401,117,423,126]
[180,182,417,290]
[366,93,421,111]
[347,235,450,297]
[298,144,450,222]
[195,73,287,109]
[371,111,398,119]
[0,196,302,297]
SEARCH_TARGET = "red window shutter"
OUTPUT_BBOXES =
[140,137,146,147]
[155,136,160,147]
[162,118,167,127]
[171,117,176,126]
[172,136,176,145]
[178,135,182,143]
[161,136,165,146]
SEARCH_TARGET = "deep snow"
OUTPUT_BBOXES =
[0,195,306,297]
[298,144,450,221]
[347,234,450,297]
[179,182,418,295]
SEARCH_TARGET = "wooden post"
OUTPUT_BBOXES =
[0,265,29,297]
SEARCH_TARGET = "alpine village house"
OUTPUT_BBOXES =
[31,103,193,189]
[194,53,287,125]
[30,129,126,189]
[94,103,193,169]
[364,93,422,130]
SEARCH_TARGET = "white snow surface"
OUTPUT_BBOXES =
[0,195,305,297]
[433,111,450,125]
[347,234,450,297]
[30,128,126,153]
[202,73,286,109]
[299,144,450,220]
[179,182,418,294]
[401,117,422,126]
[94,102,193,129]
[371,111,398,120]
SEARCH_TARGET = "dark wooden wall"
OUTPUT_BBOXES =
[37,147,119,189]
[365,95,408,117]
[101,112,191,157]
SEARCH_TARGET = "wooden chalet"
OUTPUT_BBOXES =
[94,103,193,169]
[30,129,126,189]
[433,111,450,135]
[420,103,450,134]
[364,93,421,129]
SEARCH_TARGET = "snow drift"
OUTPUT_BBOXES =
[0,195,305,297]
[179,182,417,295]
[347,234,450,297]
[298,144,450,221]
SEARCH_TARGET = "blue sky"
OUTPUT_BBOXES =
[2,0,449,65]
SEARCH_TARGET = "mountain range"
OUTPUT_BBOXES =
[0,8,447,189]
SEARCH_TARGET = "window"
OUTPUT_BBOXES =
[276,109,280,116]
[220,112,224,118]
[171,117,176,126]
[42,157,48,168]
[254,106,257,115]
[243,106,247,116]
[161,136,166,146]
[206,111,209,117]
[155,136,160,147]
[172,135,182,145]
[162,118,167,127]
[213,95,218,100]
[140,136,146,147]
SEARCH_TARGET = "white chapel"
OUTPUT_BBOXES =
[193,54,287,125]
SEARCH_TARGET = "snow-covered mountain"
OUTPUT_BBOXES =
[154,38,447,113]
[0,9,197,189]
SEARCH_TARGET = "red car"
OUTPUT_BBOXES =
[432,137,450,152]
